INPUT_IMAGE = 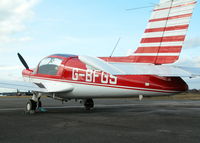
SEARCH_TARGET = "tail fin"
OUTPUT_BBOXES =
[131,0,197,64]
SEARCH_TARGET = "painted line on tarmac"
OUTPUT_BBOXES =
[46,104,137,109]
[0,108,24,111]
[0,104,138,111]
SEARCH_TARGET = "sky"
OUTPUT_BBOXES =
[0,0,200,91]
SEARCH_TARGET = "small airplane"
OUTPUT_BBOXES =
[0,0,199,113]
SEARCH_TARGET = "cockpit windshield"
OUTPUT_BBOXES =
[38,57,63,75]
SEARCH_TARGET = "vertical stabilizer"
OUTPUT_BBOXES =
[131,0,197,64]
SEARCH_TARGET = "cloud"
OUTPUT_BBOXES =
[0,36,33,43]
[0,0,39,42]
[184,37,200,49]
[0,65,24,82]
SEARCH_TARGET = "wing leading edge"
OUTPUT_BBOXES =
[0,80,74,93]
[0,80,47,92]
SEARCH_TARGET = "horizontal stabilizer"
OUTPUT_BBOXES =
[110,63,200,77]
[176,66,200,77]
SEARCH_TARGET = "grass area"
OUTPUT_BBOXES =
[146,93,200,100]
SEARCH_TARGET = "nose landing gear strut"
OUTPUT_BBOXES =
[25,93,45,114]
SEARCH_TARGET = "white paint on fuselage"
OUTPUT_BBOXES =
[23,76,179,99]
[56,83,174,99]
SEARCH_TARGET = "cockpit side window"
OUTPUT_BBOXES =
[38,57,63,75]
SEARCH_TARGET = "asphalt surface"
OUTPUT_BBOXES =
[0,97,200,143]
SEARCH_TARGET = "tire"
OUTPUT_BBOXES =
[26,100,37,112]
[84,99,94,110]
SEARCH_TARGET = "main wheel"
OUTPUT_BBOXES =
[26,99,37,112]
[84,99,94,110]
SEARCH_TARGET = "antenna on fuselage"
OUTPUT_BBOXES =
[110,37,121,57]
[126,5,154,11]
[126,3,159,11]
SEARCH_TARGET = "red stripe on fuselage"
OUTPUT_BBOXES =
[24,75,184,94]
[149,13,192,22]
[145,25,189,33]
[141,35,185,43]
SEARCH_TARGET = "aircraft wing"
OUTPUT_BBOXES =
[0,80,74,93]
[110,63,200,77]
[0,80,48,92]
[79,55,200,78]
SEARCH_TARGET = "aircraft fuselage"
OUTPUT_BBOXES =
[22,55,188,99]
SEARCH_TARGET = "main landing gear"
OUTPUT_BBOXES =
[83,98,94,110]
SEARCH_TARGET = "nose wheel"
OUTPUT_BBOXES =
[84,98,94,110]
[26,99,42,113]
[25,93,44,114]
[26,99,37,111]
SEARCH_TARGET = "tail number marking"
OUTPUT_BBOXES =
[72,68,117,84]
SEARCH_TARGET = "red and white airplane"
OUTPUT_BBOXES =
[0,0,199,112]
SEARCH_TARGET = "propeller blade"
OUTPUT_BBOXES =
[17,53,29,70]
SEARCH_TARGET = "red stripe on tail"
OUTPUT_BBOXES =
[135,46,182,53]
[145,25,189,33]
[141,35,185,43]
[133,56,179,64]
[149,13,192,22]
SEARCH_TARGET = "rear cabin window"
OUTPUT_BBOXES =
[38,57,63,75]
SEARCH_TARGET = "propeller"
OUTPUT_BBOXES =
[17,53,29,70]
